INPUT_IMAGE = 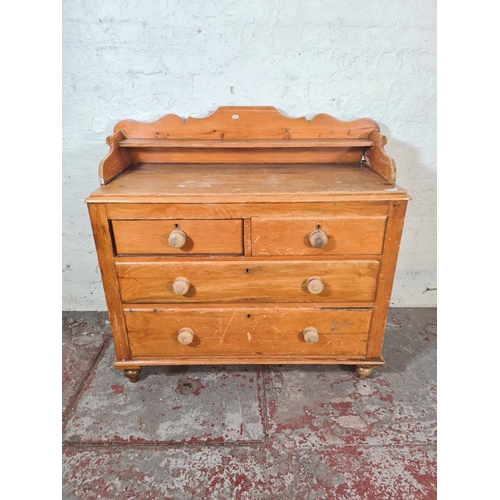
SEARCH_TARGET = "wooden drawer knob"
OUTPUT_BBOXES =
[172,277,190,295]
[306,276,324,294]
[309,229,328,248]
[303,327,319,344]
[168,228,187,248]
[178,327,194,345]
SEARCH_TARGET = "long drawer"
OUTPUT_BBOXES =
[124,306,372,358]
[116,259,380,304]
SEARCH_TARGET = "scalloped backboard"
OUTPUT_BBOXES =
[114,106,380,140]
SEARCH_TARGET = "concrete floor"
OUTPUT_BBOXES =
[62,308,436,499]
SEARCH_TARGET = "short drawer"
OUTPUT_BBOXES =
[251,216,386,256]
[125,307,371,358]
[112,219,243,255]
[116,259,380,304]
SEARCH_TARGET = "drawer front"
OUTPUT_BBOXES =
[112,219,243,255]
[252,216,386,256]
[125,307,371,358]
[116,260,380,303]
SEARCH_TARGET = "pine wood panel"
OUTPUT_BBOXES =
[91,193,410,204]
[114,357,385,368]
[116,255,381,263]
[127,147,364,164]
[114,106,379,140]
[116,260,380,304]
[365,131,397,184]
[252,216,386,256]
[105,202,390,220]
[243,219,252,257]
[87,163,409,204]
[112,219,243,255]
[119,138,375,148]
[98,131,131,185]
[366,200,408,357]
[87,204,131,360]
[124,307,371,358]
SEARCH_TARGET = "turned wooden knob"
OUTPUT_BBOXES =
[309,229,328,248]
[168,228,187,248]
[306,277,324,294]
[178,327,194,345]
[303,327,319,344]
[172,277,190,295]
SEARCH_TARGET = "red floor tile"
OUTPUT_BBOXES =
[63,443,436,500]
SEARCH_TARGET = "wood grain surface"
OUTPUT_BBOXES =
[124,306,372,358]
[112,219,243,255]
[119,138,375,148]
[116,259,380,303]
[126,147,365,164]
[87,204,131,360]
[87,163,408,204]
[98,131,131,185]
[365,131,397,184]
[251,216,386,256]
[114,106,379,140]
[366,200,408,357]
[105,201,390,220]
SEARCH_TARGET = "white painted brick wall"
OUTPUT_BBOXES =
[62,0,436,310]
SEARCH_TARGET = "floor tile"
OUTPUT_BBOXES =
[63,343,265,444]
[62,312,109,416]
[63,443,436,500]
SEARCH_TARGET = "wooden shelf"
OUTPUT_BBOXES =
[118,138,375,149]
[98,108,395,185]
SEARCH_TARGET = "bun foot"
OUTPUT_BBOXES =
[124,369,141,383]
[355,366,374,380]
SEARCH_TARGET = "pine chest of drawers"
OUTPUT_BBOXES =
[86,106,409,383]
